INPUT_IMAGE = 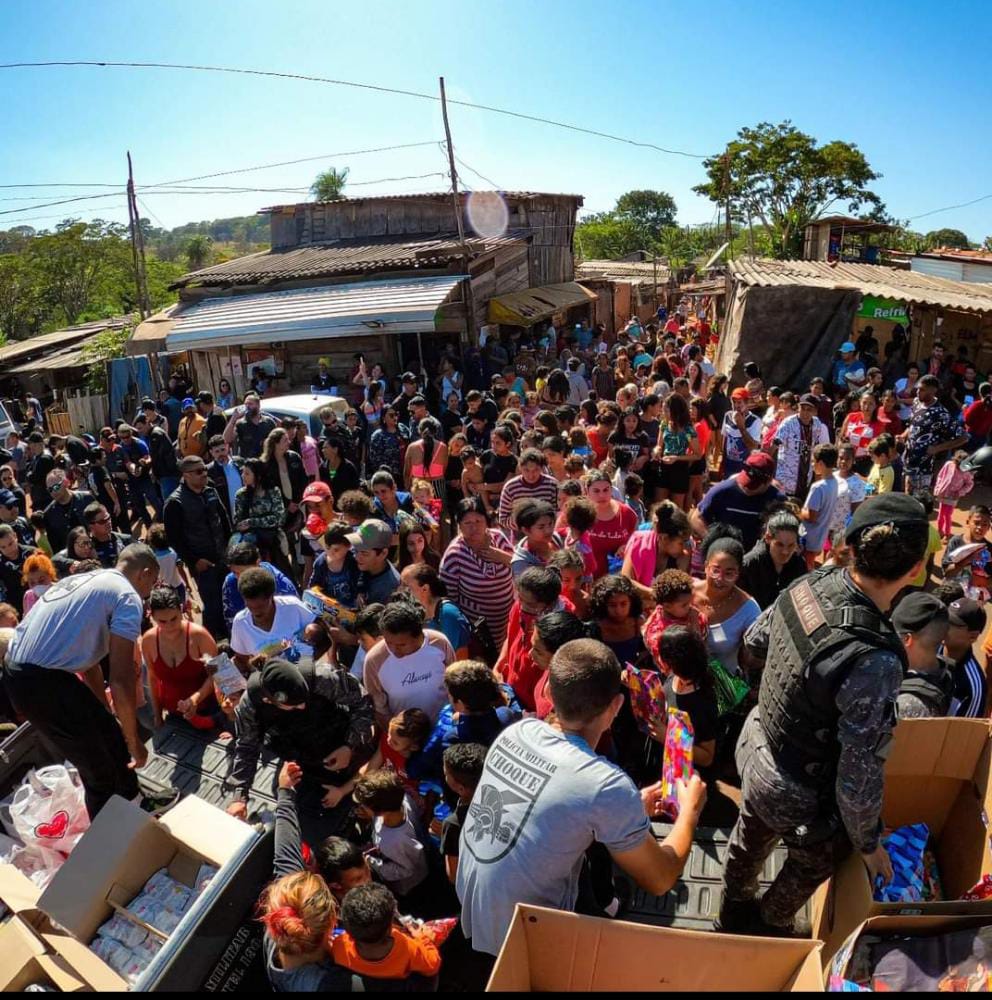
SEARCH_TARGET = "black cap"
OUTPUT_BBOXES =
[892,592,949,635]
[799,393,819,407]
[260,659,310,706]
[401,372,417,383]
[845,493,927,543]
[948,598,988,633]
[195,390,213,404]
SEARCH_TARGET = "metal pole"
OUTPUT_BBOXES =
[127,152,151,318]
[125,152,145,320]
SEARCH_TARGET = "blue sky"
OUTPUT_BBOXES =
[2,0,991,241]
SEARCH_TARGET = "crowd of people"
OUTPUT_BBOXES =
[2,313,991,989]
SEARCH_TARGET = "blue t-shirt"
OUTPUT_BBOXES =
[426,599,472,654]
[7,569,143,673]
[309,552,360,607]
[698,476,785,551]
[222,561,298,628]
[832,358,866,389]
[802,477,840,553]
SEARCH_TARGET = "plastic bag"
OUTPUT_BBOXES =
[204,652,247,699]
[10,765,89,855]
[0,840,66,889]
[708,657,750,716]
[97,913,149,950]
[193,863,218,897]
[658,708,694,819]
[873,823,929,903]
[622,662,667,735]
[130,893,181,934]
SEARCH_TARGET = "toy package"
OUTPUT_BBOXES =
[302,586,358,631]
[658,707,694,819]
[203,652,246,698]
[622,662,667,735]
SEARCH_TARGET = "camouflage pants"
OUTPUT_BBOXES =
[722,710,852,928]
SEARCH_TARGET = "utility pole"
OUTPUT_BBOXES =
[723,152,734,261]
[439,76,477,348]
[126,152,150,319]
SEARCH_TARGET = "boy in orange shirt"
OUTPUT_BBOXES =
[331,883,441,983]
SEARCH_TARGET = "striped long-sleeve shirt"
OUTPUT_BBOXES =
[439,530,515,648]
[951,651,988,719]
[497,473,559,536]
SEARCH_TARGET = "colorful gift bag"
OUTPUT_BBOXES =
[707,657,750,716]
[622,662,667,735]
[659,708,694,819]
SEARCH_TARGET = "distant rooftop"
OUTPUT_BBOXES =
[260,190,584,214]
[917,247,992,264]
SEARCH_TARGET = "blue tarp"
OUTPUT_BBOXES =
[108,356,155,424]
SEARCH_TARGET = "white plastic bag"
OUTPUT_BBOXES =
[0,840,66,889]
[10,764,90,855]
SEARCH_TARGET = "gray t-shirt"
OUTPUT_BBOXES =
[455,717,650,955]
[7,569,143,672]
[802,476,839,553]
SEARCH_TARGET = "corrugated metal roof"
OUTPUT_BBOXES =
[0,316,133,367]
[6,333,110,374]
[488,282,597,326]
[576,260,670,284]
[728,258,992,313]
[171,232,527,289]
[166,275,466,352]
[260,191,584,213]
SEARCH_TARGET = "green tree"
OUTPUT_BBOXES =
[615,190,678,233]
[984,236,992,252]
[29,220,132,325]
[693,121,882,259]
[311,167,349,201]
[183,234,214,271]
[924,228,972,250]
[575,212,647,260]
[79,325,133,394]
[0,254,47,342]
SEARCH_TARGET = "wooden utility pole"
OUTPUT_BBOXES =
[723,152,734,261]
[126,152,150,319]
[439,76,477,347]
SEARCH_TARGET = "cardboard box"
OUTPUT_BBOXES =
[0,864,125,991]
[812,717,992,965]
[486,904,824,992]
[827,912,992,990]
[0,793,257,991]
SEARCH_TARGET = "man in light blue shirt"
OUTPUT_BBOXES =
[3,546,161,819]
[832,342,867,397]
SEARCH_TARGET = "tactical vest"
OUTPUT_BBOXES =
[899,662,955,717]
[758,571,907,788]
[247,662,353,783]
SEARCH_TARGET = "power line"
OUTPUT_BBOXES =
[0,60,708,159]
[453,153,501,190]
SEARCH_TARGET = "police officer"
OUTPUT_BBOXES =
[890,592,954,719]
[718,493,931,934]
[226,658,375,842]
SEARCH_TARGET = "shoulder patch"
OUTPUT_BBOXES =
[790,580,828,637]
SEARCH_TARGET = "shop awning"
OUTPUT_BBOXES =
[487,281,597,326]
[163,275,466,352]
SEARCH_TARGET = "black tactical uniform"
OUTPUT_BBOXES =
[720,494,929,931]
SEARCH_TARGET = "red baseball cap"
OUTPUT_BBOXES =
[738,451,775,486]
[730,387,750,402]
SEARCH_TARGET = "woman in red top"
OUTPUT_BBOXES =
[586,411,617,467]
[140,587,218,730]
[584,469,638,577]
[496,566,573,711]
[839,392,885,475]
[530,609,588,721]
[689,396,715,506]
[876,389,904,437]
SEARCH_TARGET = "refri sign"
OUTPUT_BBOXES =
[858,295,909,322]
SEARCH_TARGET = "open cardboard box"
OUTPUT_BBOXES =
[0,793,256,991]
[826,912,992,989]
[487,904,824,991]
[812,717,992,966]
[0,863,126,991]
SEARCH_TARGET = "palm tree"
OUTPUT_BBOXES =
[310,167,349,202]
[183,234,213,271]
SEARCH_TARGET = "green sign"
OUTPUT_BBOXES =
[858,296,909,322]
